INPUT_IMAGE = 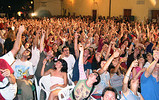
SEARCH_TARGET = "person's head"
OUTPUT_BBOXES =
[24,42,30,49]
[145,41,150,47]
[123,40,128,47]
[83,48,91,58]
[88,72,100,86]
[138,57,145,66]
[130,78,139,91]
[22,49,32,60]
[101,87,118,100]
[146,53,153,61]
[62,46,70,57]
[46,50,54,58]
[134,47,140,55]
[102,44,108,51]
[22,35,26,44]
[52,43,58,51]
[112,57,119,66]
[54,59,68,73]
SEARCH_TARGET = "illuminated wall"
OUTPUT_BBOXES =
[34,0,159,21]
[62,0,109,17]
[34,0,61,16]
[62,0,159,21]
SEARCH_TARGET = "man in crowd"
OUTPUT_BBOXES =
[11,49,34,100]
[58,46,75,74]
[0,25,24,100]
[140,50,159,100]
[101,87,118,100]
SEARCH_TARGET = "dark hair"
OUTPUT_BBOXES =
[26,49,32,60]
[0,43,4,56]
[93,72,101,86]
[57,59,68,73]
[62,46,69,52]
[101,87,118,99]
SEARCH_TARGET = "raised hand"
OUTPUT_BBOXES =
[43,59,47,65]
[42,29,46,36]
[153,50,159,61]
[100,61,106,68]
[18,25,25,34]
[79,43,84,52]
[120,57,127,63]
[95,52,101,62]
[113,49,120,58]
[131,60,138,67]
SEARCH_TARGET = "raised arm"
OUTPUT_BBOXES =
[104,41,113,60]
[98,50,119,75]
[33,30,40,49]
[144,50,159,78]
[132,68,146,80]
[128,38,136,55]
[74,32,79,59]
[122,60,138,93]
[41,58,51,76]
[40,29,45,53]
[78,44,87,80]
[0,30,6,39]
[11,25,25,56]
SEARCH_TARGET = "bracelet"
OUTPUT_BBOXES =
[125,74,129,78]
[131,42,134,45]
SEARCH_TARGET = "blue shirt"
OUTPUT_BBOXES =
[72,59,91,82]
[141,72,159,100]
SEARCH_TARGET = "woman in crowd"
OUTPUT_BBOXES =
[121,60,144,100]
[69,44,101,100]
[41,59,68,100]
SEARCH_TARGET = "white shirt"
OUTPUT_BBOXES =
[0,51,15,65]
[11,59,34,79]
[58,54,75,73]
[143,62,151,68]
[29,46,40,73]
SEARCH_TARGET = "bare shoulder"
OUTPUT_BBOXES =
[61,72,67,77]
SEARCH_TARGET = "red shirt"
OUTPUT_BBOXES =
[0,59,14,100]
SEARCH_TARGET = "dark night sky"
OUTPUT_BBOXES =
[0,0,33,13]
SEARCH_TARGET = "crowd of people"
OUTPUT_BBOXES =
[0,16,159,100]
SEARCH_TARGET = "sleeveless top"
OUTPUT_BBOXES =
[50,76,64,86]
